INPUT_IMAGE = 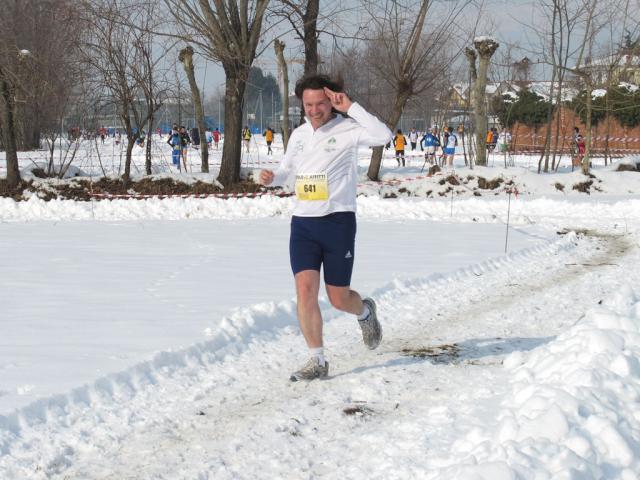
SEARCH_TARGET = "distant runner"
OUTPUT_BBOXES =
[393,129,408,167]
[420,127,440,166]
[443,126,457,167]
[408,127,419,151]
[213,128,221,150]
[242,126,252,153]
[259,74,392,382]
[263,127,274,155]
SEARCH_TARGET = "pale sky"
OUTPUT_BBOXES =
[193,0,637,99]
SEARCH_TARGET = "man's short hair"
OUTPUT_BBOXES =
[294,74,344,99]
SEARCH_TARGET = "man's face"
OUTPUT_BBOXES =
[302,88,333,130]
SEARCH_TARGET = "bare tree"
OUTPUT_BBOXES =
[274,39,291,149]
[82,0,167,183]
[179,46,210,173]
[531,0,608,174]
[0,62,21,188]
[165,0,270,187]
[1,0,83,187]
[466,36,499,167]
[357,0,467,180]
[272,0,321,77]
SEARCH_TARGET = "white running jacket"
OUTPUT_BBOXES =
[272,102,392,217]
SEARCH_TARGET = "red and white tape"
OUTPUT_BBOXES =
[89,191,295,200]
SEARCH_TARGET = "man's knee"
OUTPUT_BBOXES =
[327,287,351,311]
[295,271,320,304]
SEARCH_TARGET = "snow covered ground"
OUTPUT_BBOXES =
[1,138,640,479]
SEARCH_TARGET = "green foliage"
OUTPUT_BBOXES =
[571,85,640,128]
[492,95,516,128]
[571,90,607,126]
[492,90,551,128]
[609,85,640,128]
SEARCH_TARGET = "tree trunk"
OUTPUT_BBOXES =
[464,48,477,167]
[274,39,290,150]
[146,115,153,175]
[367,92,408,181]
[302,0,320,77]
[367,146,384,181]
[474,57,491,167]
[217,73,247,187]
[180,46,209,173]
[121,113,135,184]
[470,39,498,167]
[124,135,135,183]
[582,83,592,175]
[1,76,21,188]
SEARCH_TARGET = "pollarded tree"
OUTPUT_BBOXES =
[466,36,499,167]
[179,46,209,173]
[274,38,290,149]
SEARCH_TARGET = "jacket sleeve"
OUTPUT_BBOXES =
[348,102,393,147]
[271,131,296,188]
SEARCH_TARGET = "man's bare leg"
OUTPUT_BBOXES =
[325,284,364,316]
[294,270,323,348]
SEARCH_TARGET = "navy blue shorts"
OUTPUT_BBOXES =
[289,212,356,287]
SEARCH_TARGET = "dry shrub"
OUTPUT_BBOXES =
[572,180,593,193]
[445,175,460,185]
[616,163,640,172]
[428,164,441,175]
[477,176,504,190]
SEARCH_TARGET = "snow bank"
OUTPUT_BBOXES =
[0,299,299,449]
[2,195,640,227]
[0,231,579,458]
[442,286,640,478]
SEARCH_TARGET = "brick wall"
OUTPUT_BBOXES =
[508,106,640,154]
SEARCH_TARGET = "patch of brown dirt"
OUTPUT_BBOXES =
[572,180,593,193]
[477,177,504,190]
[616,163,640,172]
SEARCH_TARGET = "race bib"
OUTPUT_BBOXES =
[295,173,329,201]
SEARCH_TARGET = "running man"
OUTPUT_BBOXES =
[179,126,191,171]
[443,126,457,167]
[242,125,252,153]
[263,127,274,155]
[573,127,585,168]
[393,129,408,167]
[420,127,440,165]
[259,74,391,382]
[167,127,182,171]
[408,127,419,151]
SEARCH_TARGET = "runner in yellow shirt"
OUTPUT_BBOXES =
[263,127,274,155]
[393,129,408,167]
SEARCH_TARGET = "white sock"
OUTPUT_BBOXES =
[358,304,370,321]
[309,347,325,366]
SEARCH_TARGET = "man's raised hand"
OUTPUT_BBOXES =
[323,87,352,113]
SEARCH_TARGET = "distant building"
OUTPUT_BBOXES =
[579,35,640,85]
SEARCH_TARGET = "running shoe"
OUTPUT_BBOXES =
[289,357,329,382]
[359,298,382,350]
